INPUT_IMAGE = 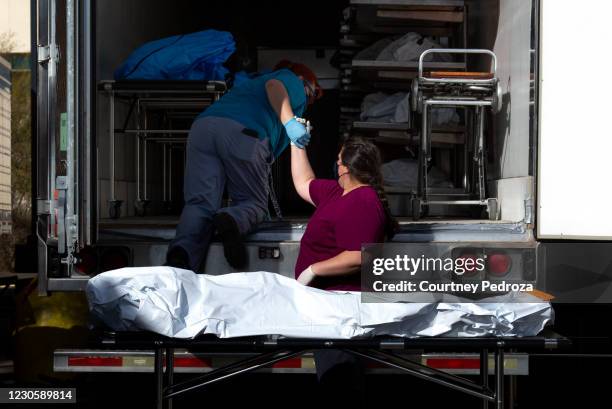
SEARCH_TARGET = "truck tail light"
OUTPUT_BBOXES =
[68,357,122,367]
[75,247,97,275]
[487,252,512,276]
[173,357,211,368]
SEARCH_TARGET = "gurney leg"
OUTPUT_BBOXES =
[169,146,173,203]
[136,101,141,203]
[481,348,489,409]
[162,143,167,202]
[462,107,470,192]
[495,347,504,409]
[165,350,304,399]
[347,348,494,401]
[155,348,164,409]
[418,103,430,202]
[165,348,174,409]
[110,91,115,203]
[507,375,516,409]
[144,109,148,202]
[476,105,486,202]
[108,91,122,219]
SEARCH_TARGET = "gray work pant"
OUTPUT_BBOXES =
[169,116,272,272]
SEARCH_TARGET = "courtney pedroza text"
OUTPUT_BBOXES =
[371,280,534,294]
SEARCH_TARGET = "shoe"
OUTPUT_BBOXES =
[212,212,247,270]
[164,246,190,270]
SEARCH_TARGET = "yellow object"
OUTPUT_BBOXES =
[15,278,89,332]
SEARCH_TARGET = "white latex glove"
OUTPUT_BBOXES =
[297,265,316,286]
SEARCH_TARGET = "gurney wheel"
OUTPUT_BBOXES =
[487,198,499,221]
[134,205,145,217]
[411,198,428,221]
[134,200,151,217]
[493,83,503,113]
[108,200,123,219]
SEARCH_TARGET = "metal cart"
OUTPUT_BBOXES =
[411,49,502,220]
[99,80,227,219]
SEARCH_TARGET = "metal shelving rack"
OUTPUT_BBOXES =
[339,0,468,217]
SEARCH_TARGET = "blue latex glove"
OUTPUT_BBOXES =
[283,118,311,149]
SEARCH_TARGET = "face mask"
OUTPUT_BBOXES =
[335,152,348,184]
[337,162,349,186]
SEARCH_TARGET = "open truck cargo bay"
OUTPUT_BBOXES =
[31,0,612,294]
[22,1,612,407]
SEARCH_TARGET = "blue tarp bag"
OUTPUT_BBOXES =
[114,29,236,81]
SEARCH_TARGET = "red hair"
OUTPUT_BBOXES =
[274,59,323,100]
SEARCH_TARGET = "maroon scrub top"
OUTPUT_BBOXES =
[295,179,386,291]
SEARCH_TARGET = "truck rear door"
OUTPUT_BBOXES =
[537,0,612,240]
[35,0,91,294]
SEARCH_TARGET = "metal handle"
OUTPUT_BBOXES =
[418,48,498,79]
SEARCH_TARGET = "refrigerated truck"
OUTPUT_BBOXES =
[27,0,612,317]
[28,0,612,301]
[21,0,612,398]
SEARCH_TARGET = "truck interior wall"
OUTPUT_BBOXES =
[467,0,533,181]
[467,0,532,179]
[493,0,534,222]
[94,0,346,219]
[465,0,534,222]
[493,0,533,180]
[95,0,178,219]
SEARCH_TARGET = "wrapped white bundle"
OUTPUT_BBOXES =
[86,267,552,339]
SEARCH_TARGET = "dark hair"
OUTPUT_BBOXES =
[340,138,399,240]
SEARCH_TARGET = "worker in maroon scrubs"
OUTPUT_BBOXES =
[290,137,398,406]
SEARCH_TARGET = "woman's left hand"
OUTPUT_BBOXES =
[297,265,316,286]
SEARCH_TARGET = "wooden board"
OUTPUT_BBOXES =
[428,71,494,79]
[377,9,464,23]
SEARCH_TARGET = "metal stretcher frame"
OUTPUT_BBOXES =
[97,80,227,219]
[411,49,502,221]
[93,329,570,409]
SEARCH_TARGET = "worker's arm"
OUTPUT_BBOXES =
[298,251,361,285]
[291,145,315,205]
[313,251,361,276]
[267,79,315,202]
[265,79,294,124]
[266,79,311,149]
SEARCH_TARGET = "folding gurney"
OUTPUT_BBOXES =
[74,267,569,408]
[75,328,569,409]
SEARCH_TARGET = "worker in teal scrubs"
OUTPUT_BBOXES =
[166,61,323,272]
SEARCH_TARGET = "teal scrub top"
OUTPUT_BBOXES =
[199,69,307,159]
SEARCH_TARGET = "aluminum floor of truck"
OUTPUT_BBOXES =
[97,216,532,243]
